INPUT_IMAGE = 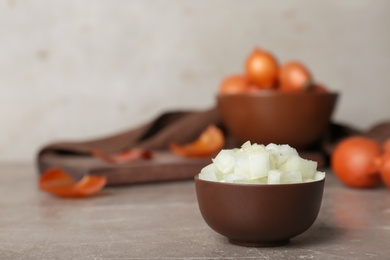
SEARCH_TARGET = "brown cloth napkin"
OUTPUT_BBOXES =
[38,108,222,157]
[37,107,227,185]
[36,107,390,185]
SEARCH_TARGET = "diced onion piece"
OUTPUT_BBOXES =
[314,171,326,181]
[268,170,282,184]
[200,163,221,182]
[241,141,252,151]
[303,172,325,183]
[234,177,268,184]
[265,143,279,152]
[234,153,250,177]
[243,141,266,155]
[224,173,247,183]
[279,145,298,164]
[279,155,317,180]
[257,177,268,184]
[212,149,235,174]
[266,143,298,167]
[248,152,269,179]
[282,170,303,184]
[199,171,218,182]
[200,163,215,174]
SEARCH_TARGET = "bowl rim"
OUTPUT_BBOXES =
[194,175,325,187]
[216,90,339,98]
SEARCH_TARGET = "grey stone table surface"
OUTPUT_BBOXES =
[1,163,389,259]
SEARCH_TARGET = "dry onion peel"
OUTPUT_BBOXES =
[92,148,152,164]
[40,168,107,198]
[170,125,225,158]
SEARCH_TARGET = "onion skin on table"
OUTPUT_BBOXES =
[170,125,225,158]
[40,168,107,198]
[92,148,152,164]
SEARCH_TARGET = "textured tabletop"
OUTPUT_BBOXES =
[1,164,389,259]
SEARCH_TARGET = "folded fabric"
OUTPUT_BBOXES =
[37,108,224,185]
[36,106,390,185]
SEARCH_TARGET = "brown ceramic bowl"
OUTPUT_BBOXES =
[194,176,325,247]
[217,91,338,149]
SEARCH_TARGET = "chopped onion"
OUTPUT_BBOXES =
[223,173,247,182]
[282,170,303,184]
[279,155,317,180]
[268,170,282,184]
[248,152,269,179]
[199,142,325,184]
[198,170,218,182]
[212,149,235,174]
[233,152,250,177]
[314,171,326,181]
[199,163,221,182]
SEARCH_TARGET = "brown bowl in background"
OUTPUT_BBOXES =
[194,176,325,247]
[217,91,338,149]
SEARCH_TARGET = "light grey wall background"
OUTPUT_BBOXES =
[1,0,389,163]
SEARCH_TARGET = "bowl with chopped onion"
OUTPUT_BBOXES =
[194,141,325,247]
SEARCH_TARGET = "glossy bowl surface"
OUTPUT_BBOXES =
[194,176,325,247]
[217,91,338,149]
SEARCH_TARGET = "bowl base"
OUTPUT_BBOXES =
[228,238,289,247]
